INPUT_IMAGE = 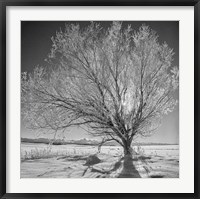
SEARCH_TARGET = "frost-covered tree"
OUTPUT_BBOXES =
[21,22,178,156]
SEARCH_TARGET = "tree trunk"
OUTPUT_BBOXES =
[123,140,132,156]
[119,140,141,178]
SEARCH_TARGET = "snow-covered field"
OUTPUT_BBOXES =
[21,143,179,178]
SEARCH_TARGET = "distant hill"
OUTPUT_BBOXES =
[21,137,99,146]
[21,137,178,146]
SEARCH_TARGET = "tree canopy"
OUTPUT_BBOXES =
[21,22,178,154]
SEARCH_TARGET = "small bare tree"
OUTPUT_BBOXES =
[21,22,178,156]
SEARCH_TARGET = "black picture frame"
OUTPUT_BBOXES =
[0,0,199,198]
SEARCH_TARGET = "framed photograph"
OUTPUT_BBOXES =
[0,0,199,198]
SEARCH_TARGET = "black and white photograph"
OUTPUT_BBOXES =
[21,21,179,178]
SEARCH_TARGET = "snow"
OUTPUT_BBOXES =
[21,143,179,178]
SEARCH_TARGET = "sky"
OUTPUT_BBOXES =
[21,21,179,144]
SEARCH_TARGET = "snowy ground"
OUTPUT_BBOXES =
[21,143,179,178]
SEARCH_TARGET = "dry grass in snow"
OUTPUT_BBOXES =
[21,143,179,178]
